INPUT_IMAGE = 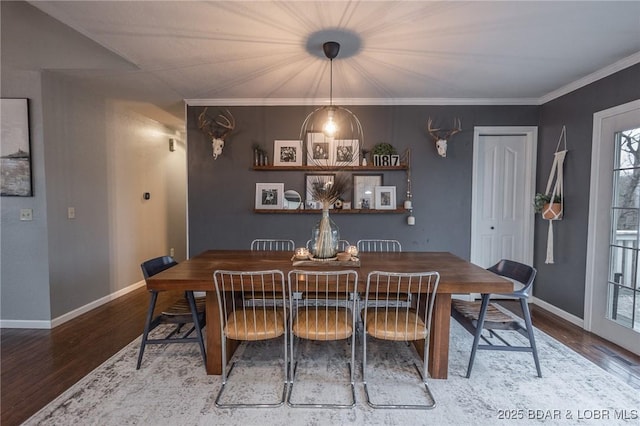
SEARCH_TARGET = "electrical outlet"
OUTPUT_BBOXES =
[170,248,175,257]
[68,207,75,219]
[20,209,33,221]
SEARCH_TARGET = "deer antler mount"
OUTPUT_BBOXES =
[198,107,236,159]
[427,117,462,158]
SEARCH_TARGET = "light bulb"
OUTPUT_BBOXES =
[322,108,337,138]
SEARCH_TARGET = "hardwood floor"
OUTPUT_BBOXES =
[2,291,639,426]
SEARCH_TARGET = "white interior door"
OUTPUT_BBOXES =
[470,127,537,297]
[586,99,640,355]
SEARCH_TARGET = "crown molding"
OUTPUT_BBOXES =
[185,97,540,107]
[186,52,640,108]
[538,51,640,105]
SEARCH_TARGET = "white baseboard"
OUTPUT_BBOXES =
[532,296,584,328]
[0,280,146,329]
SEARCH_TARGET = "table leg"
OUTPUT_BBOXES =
[413,292,451,379]
[429,293,451,379]
[205,291,238,375]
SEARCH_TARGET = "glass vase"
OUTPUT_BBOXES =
[310,208,340,259]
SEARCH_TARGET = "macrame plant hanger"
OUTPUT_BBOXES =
[543,125,568,264]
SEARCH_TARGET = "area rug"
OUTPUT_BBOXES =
[24,321,639,425]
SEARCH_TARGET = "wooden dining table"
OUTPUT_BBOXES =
[145,250,512,379]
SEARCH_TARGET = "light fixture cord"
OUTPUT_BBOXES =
[330,58,333,106]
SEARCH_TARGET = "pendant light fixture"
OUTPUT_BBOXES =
[300,41,364,168]
[322,41,339,138]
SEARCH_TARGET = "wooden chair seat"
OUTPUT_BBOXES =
[364,308,427,341]
[292,307,354,340]
[162,296,206,317]
[451,299,520,330]
[224,309,286,340]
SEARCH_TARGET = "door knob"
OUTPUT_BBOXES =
[490,226,495,230]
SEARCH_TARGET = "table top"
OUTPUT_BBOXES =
[145,250,512,294]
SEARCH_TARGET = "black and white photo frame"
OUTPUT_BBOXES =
[255,183,284,209]
[333,139,359,166]
[353,173,382,210]
[273,140,302,166]
[305,173,335,209]
[306,132,330,166]
[375,185,396,210]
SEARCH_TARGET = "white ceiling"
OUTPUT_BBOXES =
[12,1,640,127]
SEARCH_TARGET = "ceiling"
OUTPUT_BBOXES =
[8,1,640,128]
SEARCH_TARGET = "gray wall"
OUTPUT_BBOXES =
[535,63,640,318]
[0,69,52,322]
[186,105,538,257]
[1,1,188,325]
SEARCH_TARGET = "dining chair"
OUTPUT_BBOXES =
[450,259,542,378]
[251,239,295,251]
[356,239,402,253]
[137,256,206,370]
[287,269,358,408]
[247,239,294,307]
[306,239,351,252]
[213,269,288,408]
[356,239,407,320]
[362,270,440,409]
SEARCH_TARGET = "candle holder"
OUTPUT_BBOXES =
[295,247,310,259]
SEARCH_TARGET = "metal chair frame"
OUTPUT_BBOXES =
[355,239,406,328]
[362,270,440,409]
[213,269,288,408]
[251,239,295,251]
[356,239,402,253]
[451,259,542,378]
[137,256,207,370]
[287,269,358,409]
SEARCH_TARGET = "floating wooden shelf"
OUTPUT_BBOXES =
[252,165,408,171]
[254,208,409,214]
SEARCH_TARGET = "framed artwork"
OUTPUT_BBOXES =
[352,174,382,210]
[255,183,284,209]
[332,139,359,166]
[305,173,335,209]
[1,98,32,196]
[306,132,330,166]
[273,140,302,166]
[375,186,397,210]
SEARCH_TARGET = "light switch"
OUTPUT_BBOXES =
[68,207,76,219]
[20,209,33,221]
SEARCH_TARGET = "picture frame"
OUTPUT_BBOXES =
[352,174,382,210]
[1,98,32,196]
[375,186,397,210]
[332,139,359,166]
[305,173,335,209]
[273,140,302,166]
[306,132,330,166]
[255,183,284,209]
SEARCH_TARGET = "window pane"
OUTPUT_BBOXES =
[613,169,640,208]
[614,128,640,170]
[607,284,639,330]
[609,245,637,288]
[611,208,639,233]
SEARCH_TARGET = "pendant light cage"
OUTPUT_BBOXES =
[299,41,364,168]
[299,106,364,168]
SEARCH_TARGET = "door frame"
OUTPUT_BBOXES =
[471,127,538,268]
[584,99,640,354]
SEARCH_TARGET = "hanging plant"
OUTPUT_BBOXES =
[534,193,562,214]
